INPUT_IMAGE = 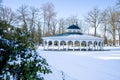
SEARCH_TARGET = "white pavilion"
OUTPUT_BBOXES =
[43,25,104,51]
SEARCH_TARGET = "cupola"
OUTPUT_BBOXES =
[66,25,81,33]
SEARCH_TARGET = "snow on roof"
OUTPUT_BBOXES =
[53,32,83,36]
[43,34,103,41]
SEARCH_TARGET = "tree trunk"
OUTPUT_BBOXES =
[103,24,108,45]
[119,32,120,46]
[43,17,45,37]
[94,27,97,36]
[113,28,116,46]
[47,22,50,36]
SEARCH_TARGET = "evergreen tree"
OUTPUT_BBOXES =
[0,21,51,80]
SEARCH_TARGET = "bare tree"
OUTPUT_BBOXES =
[41,3,47,36]
[17,5,29,32]
[115,11,120,46]
[107,7,118,46]
[58,18,66,34]
[29,7,39,31]
[116,0,120,8]
[17,5,41,43]
[65,16,85,34]
[101,10,109,45]
[85,8,102,36]
[41,2,56,36]
[78,20,89,34]
[66,16,78,26]
[50,19,57,35]
[116,0,120,46]
[0,6,16,25]
[29,7,39,42]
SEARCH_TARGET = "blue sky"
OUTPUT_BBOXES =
[3,0,117,19]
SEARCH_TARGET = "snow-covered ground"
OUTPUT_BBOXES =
[37,46,120,80]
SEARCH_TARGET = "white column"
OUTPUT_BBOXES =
[92,41,94,51]
[97,41,99,50]
[80,41,81,51]
[86,41,88,51]
[66,41,68,51]
[100,41,102,50]
[102,41,104,49]
[47,41,49,50]
[52,41,54,50]
[101,41,104,50]
[43,40,45,50]
[73,41,75,51]
[63,42,64,50]
[94,41,96,50]
[58,41,60,50]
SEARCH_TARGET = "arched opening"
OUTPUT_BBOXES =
[43,40,47,49]
[60,41,66,50]
[54,41,58,50]
[48,41,53,50]
[68,41,73,50]
[101,41,104,47]
[94,41,98,50]
[48,41,52,45]
[99,41,103,50]
[45,41,47,45]
[75,41,80,51]
[88,41,93,51]
[81,41,86,51]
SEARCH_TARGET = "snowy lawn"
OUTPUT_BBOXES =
[37,46,120,80]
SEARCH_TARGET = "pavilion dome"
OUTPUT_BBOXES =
[67,25,80,29]
[66,25,81,33]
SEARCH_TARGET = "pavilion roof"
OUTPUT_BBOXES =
[67,25,80,29]
[53,32,83,37]
[43,25,103,41]
[43,34,103,41]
